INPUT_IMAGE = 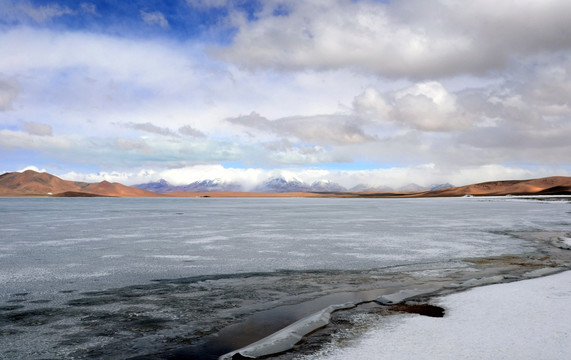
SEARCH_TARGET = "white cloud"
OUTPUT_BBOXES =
[15,2,75,23]
[215,0,571,78]
[140,10,169,29]
[18,165,46,173]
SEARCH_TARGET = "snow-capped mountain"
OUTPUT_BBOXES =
[255,177,311,193]
[132,179,177,193]
[133,177,453,194]
[133,178,242,193]
[310,180,346,192]
[181,179,243,192]
[254,177,348,193]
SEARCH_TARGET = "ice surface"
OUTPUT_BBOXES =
[375,287,440,305]
[305,271,571,360]
[522,267,564,278]
[5,197,567,300]
[460,275,505,287]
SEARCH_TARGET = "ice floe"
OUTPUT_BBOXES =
[219,303,356,359]
[374,287,440,305]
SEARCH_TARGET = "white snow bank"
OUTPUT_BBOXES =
[308,271,571,360]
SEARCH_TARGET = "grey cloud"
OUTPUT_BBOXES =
[125,122,179,137]
[0,79,20,111]
[24,121,52,136]
[228,112,374,145]
[178,125,206,138]
[215,0,571,78]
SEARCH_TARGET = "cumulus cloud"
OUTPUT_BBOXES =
[353,81,472,131]
[24,121,52,136]
[215,0,571,78]
[140,10,169,28]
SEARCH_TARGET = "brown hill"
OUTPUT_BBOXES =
[0,170,161,197]
[422,176,571,197]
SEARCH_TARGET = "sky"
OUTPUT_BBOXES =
[1,0,570,189]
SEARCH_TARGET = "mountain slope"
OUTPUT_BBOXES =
[0,170,161,197]
[423,176,571,197]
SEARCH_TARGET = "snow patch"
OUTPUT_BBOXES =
[308,271,571,360]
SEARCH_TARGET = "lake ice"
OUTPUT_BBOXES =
[0,197,569,359]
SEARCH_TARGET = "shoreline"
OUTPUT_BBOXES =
[131,230,571,360]
[305,269,571,360]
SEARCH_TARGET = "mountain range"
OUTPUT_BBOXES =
[0,170,569,197]
[133,177,455,193]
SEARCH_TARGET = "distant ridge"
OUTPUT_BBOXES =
[420,177,571,197]
[133,176,348,193]
[133,178,243,193]
[0,170,161,197]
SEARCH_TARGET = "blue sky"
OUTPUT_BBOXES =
[1,0,570,188]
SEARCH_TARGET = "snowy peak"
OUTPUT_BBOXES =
[133,179,172,193]
[256,177,311,193]
[182,179,242,192]
[310,180,346,192]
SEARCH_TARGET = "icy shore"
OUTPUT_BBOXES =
[306,270,571,360]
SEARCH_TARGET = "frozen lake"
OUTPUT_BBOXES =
[0,197,569,359]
